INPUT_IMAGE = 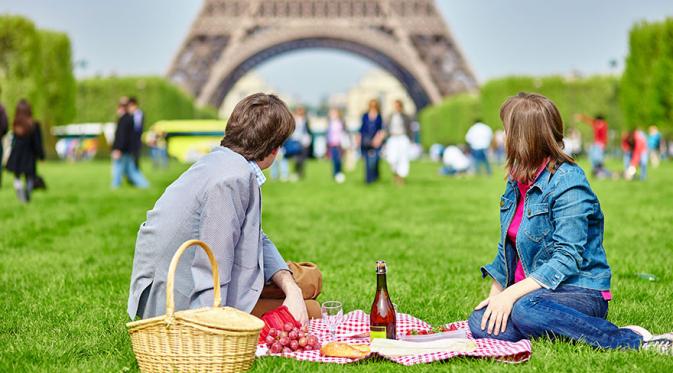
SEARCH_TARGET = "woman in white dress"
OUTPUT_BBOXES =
[385,100,413,185]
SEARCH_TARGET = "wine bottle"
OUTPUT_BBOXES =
[370,260,396,340]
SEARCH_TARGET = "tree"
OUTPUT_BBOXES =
[40,30,76,158]
[0,16,43,119]
[621,18,673,133]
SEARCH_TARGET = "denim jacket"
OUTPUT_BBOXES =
[481,162,612,291]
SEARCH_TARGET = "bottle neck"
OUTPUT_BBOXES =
[376,273,388,292]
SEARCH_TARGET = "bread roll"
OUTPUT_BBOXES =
[320,342,371,358]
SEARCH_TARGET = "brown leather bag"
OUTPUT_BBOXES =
[260,262,322,300]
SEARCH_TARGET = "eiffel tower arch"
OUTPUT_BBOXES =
[168,0,478,111]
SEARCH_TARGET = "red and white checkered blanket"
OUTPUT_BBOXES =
[257,310,531,365]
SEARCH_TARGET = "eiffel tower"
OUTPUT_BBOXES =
[168,0,478,110]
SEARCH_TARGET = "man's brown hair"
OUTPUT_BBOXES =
[221,93,295,161]
[500,92,574,183]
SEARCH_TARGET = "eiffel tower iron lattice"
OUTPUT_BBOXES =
[168,0,478,110]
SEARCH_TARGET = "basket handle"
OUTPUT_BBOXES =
[165,240,221,318]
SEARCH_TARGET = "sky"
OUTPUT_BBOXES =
[2,0,673,105]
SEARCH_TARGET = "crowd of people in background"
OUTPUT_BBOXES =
[432,113,671,182]
[264,98,673,186]
[269,98,420,185]
[2,91,673,202]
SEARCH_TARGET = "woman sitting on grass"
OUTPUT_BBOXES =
[468,92,672,353]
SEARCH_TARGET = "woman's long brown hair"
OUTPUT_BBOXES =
[13,99,34,138]
[500,92,574,183]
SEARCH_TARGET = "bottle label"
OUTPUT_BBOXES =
[370,326,387,340]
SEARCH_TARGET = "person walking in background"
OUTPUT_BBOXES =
[465,119,493,175]
[648,125,662,168]
[385,99,413,185]
[111,99,149,189]
[576,114,609,177]
[287,106,312,180]
[622,129,648,181]
[6,99,44,203]
[128,97,144,169]
[0,92,8,188]
[326,107,346,183]
[358,99,385,184]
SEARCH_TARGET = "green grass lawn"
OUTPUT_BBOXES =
[1,158,672,372]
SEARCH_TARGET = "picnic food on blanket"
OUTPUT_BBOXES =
[258,305,301,344]
[320,342,371,359]
[400,329,468,342]
[264,324,322,353]
[405,324,459,336]
[370,260,397,340]
[370,337,478,357]
[257,311,532,365]
[259,305,321,353]
[400,324,468,341]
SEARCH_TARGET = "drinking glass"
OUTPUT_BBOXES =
[321,301,343,340]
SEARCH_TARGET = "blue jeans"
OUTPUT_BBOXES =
[589,144,605,172]
[440,166,467,176]
[329,146,342,176]
[112,154,149,188]
[363,148,380,183]
[468,285,642,349]
[150,147,168,169]
[471,149,491,175]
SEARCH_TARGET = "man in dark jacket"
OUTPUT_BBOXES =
[112,99,149,189]
[128,97,144,169]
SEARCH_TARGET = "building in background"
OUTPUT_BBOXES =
[219,72,294,118]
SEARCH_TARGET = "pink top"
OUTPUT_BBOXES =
[507,162,612,301]
[326,119,344,147]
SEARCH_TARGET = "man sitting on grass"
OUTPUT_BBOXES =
[127,93,321,324]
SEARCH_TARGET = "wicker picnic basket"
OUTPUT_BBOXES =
[127,239,265,373]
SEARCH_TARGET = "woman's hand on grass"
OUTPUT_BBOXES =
[475,291,516,336]
[475,278,542,336]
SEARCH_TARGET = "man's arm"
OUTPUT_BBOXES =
[262,232,308,324]
[261,231,289,281]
